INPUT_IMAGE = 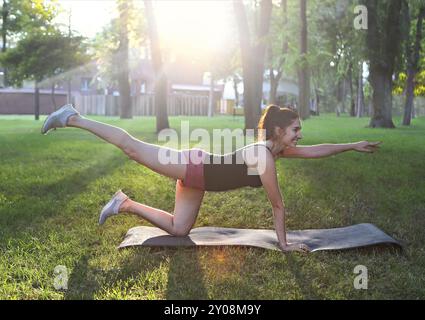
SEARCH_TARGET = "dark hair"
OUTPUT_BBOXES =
[257,105,299,140]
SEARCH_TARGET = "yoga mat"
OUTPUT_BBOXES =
[118,223,402,252]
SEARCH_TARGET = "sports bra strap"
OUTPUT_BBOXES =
[257,143,272,153]
[239,143,272,157]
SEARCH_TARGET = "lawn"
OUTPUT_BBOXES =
[0,114,424,299]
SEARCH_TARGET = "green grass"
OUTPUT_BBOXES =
[0,114,424,299]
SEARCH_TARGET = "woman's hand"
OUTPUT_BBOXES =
[353,141,381,153]
[280,242,311,253]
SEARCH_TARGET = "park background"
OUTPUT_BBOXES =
[0,0,424,299]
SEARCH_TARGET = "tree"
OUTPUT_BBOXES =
[207,36,241,117]
[233,0,272,130]
[356,62,366,117]
[117,0,132,119]
[267,0,289,105]
[91,9,143,87]
[1,0,58,86]
[308,0,366,117]
[402,1,425,125]
[144,0,169,133]
[364,0,403,128]
[91,1,145,117]
[0,30,91,119]
[298,0,310,119]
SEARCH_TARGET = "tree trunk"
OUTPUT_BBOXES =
[298,0,310,119]
[356,63,365,117]
[66,9,72,105]
[67,78,72,104]
[118,0,132,119]
[365,0,402,128]
[403,69,415,125]
[208,73,214,117]
[234,0,255,129]
[268,0,287,106]
[335,79,342,117]
[252,0,271,121]
[1,1,6,53]
[233,75,240,107]
[367,100,372,117]
[310,74,319,115]
[233,0,272,130]
[2,0,8,86]
[144,0,169,132]
[341,79,347,113]
[369,65,395,128]
[51,82,57,111]
[34,81,40,121]
[269,68,279,105]
[348,63,355,116]
[411,102,415,119]
[403,6,425,126]
[315,88,320,115]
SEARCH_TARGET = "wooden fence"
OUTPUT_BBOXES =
[74,94,210,116]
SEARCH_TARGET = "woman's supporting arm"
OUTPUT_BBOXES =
[271,204,287,247]
[281,141,381,159]
[258,151,310,252]
[272,205,309,252]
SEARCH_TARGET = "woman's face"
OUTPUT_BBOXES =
[279,118,303,148]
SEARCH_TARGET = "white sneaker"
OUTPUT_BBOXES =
[41,104,80,135]
[98,190,129,226]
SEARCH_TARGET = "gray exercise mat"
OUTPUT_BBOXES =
[118,223,402,252]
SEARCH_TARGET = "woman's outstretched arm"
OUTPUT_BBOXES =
[280,141,381,159]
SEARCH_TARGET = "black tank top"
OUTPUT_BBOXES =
[203,144,272,192]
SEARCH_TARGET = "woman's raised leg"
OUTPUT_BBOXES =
[119,180,204,236]
[67,115,186,180]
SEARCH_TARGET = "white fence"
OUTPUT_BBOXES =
[74,94,210,116]
[71,93,425,117]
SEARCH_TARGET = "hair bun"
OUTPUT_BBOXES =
[265,105,280,121]
[267,105,280,114]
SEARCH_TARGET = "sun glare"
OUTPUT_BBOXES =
[154,0,234,57]
[54,0,116,38]
[55,0,234,60]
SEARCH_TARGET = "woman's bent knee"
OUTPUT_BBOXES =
[170,226,191,237]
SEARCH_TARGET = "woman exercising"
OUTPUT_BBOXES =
[41,104,380,253]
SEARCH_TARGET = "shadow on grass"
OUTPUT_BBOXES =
[0,153,127,237]
[64,247,208,300]
[64,255,102,300]
[165,248,209,299]
[285,245,404,300]
[279,157,389,227]
[285,254,320,300]
[31,153,126,198]
[278,155,417,248]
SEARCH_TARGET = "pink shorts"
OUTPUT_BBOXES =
[178,149,206,191]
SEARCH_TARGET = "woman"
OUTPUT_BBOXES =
[41,104,380,253]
